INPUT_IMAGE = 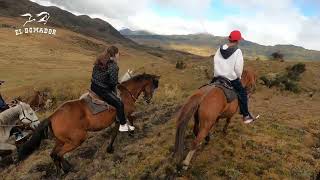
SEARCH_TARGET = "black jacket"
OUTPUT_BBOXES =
[91,60,119,91]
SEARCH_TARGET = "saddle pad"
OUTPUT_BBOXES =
[214,84,238,103]
[202,83,237,103]
[80,92,111,115]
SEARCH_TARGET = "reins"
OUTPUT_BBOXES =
[119,85,137,102]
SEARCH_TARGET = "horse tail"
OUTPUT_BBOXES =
[174,95,202,163]
[18,118,51,161]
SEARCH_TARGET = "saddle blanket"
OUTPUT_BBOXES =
[212,84,238,103]
[201,77,238,103]
[80,90,112,115]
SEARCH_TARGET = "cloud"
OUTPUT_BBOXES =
[31,0,320,50]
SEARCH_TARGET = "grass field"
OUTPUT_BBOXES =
[1,17,320,179]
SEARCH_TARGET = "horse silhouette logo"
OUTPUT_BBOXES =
[21,12,50,26]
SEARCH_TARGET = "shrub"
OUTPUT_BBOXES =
[260,63,306,93]
[175,60,186,69]
[271,51,284,61]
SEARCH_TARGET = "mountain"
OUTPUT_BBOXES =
[124,31,320,61]
[0,0,134,44]
[120,28,154,36]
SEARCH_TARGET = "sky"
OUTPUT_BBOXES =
[31,0,320,50]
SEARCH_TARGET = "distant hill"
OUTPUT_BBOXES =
[124,30,320,61]
[0,0,134,44]
[0,0,205,62]
[120,28,155,36]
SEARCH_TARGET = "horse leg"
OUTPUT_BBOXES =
[205,135,210,145]
[127,114,135,126]
[193,110,199,137]
[57,131,86,174]
[57,142,80,174]
[182,128,210,170]
[183,113,217,169]
[223,118,231,134]
[107,122,120,154]
[127,114,136,137]
[50,140,64,176]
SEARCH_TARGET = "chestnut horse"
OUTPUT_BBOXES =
[18,73,160,175]
[174,69,257,169]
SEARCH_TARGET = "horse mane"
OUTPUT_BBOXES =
[122,73,157,83]
[241,68,256,87]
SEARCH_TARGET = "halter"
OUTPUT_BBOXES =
[19,103,38,123]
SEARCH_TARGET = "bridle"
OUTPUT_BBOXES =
[120,85,138,102]
[19,103,38,124]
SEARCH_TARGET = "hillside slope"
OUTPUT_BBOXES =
[124,32,320,61]
[0,0,133,44]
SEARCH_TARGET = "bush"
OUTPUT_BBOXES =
[260,63,306,93]
[175,60,186,69]
[271,51,284,61]
[286,63,306,81]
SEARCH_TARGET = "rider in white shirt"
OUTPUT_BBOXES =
[213,30,254,124]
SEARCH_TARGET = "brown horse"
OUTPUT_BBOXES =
[18,73,160,174]
[174,69,257,169]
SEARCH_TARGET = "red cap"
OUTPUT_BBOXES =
[229,30,243,41]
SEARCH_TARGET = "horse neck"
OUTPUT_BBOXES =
[0,105,20,126]
[122,80,146,99]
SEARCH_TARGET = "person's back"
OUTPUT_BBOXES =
[214,44,243,81]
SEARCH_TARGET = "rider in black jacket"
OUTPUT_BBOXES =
[91,46,135,132]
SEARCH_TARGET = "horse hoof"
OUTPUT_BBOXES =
[61,160,72,174]
[182,164,189,170]
[182,160,190,170]
[106,146,114,154]
[128,131,134,137]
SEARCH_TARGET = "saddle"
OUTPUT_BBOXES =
[80,90,112,115]
[208,76,238,103]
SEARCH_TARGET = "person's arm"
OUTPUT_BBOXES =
[107,62,119,90]
[234,49,244,79]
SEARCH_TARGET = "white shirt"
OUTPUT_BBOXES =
[213,44,244,81]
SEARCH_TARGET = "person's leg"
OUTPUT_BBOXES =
[91,83,126,125]
[91,83,135,131]
[101,92,126,125]
[231,79,250,117]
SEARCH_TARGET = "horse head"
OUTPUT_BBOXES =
[18,101,40,130]
[120,73,160,104]
[141,74,160,103]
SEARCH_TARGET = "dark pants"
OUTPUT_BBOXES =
[230,79,249,117]
[91,83,126,125]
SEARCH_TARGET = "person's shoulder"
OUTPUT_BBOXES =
[107,60,119,69]
[235,48,243,55]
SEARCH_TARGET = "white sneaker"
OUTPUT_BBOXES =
[243,115,254,124]
[119,123,135,132]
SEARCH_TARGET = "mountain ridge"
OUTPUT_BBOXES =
[0,0,134,45]
[121,29,320,61]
